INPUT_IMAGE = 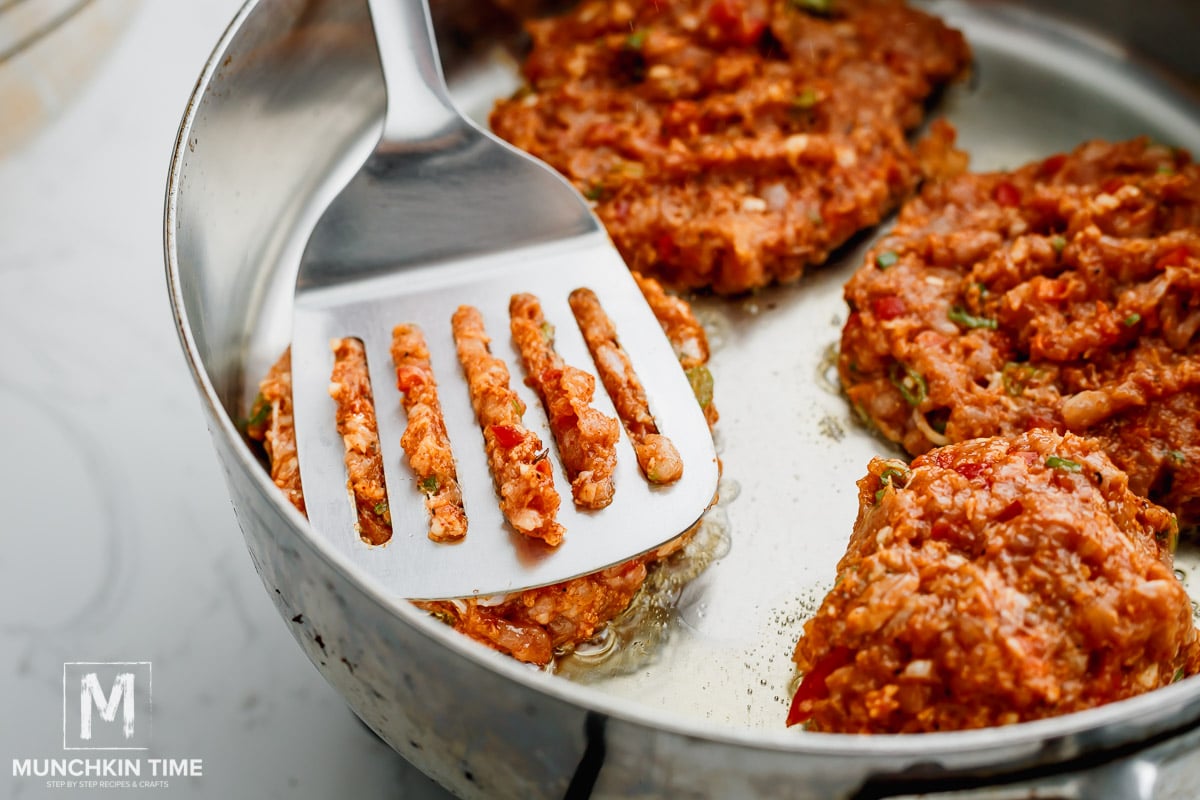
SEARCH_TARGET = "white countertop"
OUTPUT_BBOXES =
[0,2,453,797]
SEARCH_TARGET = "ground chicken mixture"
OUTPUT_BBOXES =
[570,287,684,483]
[248,274,718,665]
[453,304,565,546]
[329,338,392,545]
[789,431,1199,733]
[510,293,621,509]
[840,138,1200,524]
[391,324,468,541]
[490,0,970,293]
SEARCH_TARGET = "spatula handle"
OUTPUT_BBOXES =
[366,0,460,143]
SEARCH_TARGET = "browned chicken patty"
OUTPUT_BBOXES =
[490,0,970,293]
[789,431,1198,734]
[840,138,1200,524]
[247,274,717,665]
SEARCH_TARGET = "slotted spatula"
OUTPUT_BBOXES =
[290,0,718,601]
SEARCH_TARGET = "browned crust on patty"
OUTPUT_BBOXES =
[568,287,683,484]
[790,430,1197,733]
[452,305,565,546]
[418,559,648,666]
[839,137,1200,523]
[490,0,970,294]
[391,324,468,542]
[510,293,620,509]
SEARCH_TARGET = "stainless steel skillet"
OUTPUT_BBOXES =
[164,0,1200,796]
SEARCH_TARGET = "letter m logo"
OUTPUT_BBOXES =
[81,672,135,740]
[63,662,152,750]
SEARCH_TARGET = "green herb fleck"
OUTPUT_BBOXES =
[851,402,877,433]
[1123,313,1142,327]
[1045,455,1082,473]
[789,0,835,15]
[540,321,555,342]
[875,250,899,270]
[1174,667,1186,683]
[1159,516,1180,555]
[511,397,525,416]
[686,365,714,409]
[583,183,607,202]
[809,209,825,227]
[1168,450,1186,465]
[1050,235,1067,254]
[374,501,390,517]
[420,476,440,495]
[244,393,270,428]
[1002,362,1039,397]
[947,305,998,330]
[873,464,911,504]
[1158,165,1176,175]
[625,29,647,49]
[793,88,819,110]
[889,362,927,407]
[612,159,646,180]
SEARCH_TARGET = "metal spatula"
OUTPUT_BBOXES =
[290,0,718,601]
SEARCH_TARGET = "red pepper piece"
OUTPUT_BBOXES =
[1156,245,1191,271]
[1024,415,1058,433]
[1038,154,1067,178]
[394,365,426,392]
[1100,177,1126,195]
[871,295,908,321]
[929,519,955,541]
[489,424,525,449]
[707,0,766,47]
[787,646,852,726]
[655,232,678,263]
[953,462,987,480]
[996,499,1024,523]
[993,181,1021,207]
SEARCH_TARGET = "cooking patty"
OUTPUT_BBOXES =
[789,431,1198,733]
[840,138,1200,524]
[490,0,970,294]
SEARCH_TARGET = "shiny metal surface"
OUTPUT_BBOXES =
[292,0,718,599]
[165,0,1200,796]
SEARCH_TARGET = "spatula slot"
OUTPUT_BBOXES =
[329,337,393,545]
[568,288,684,485]
[509,293,621,511]
[451,304,566,547]
[390,323,468,542]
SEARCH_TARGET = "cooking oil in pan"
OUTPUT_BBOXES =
[552,479,736,679]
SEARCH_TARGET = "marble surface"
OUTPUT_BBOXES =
[0,2,452,797]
